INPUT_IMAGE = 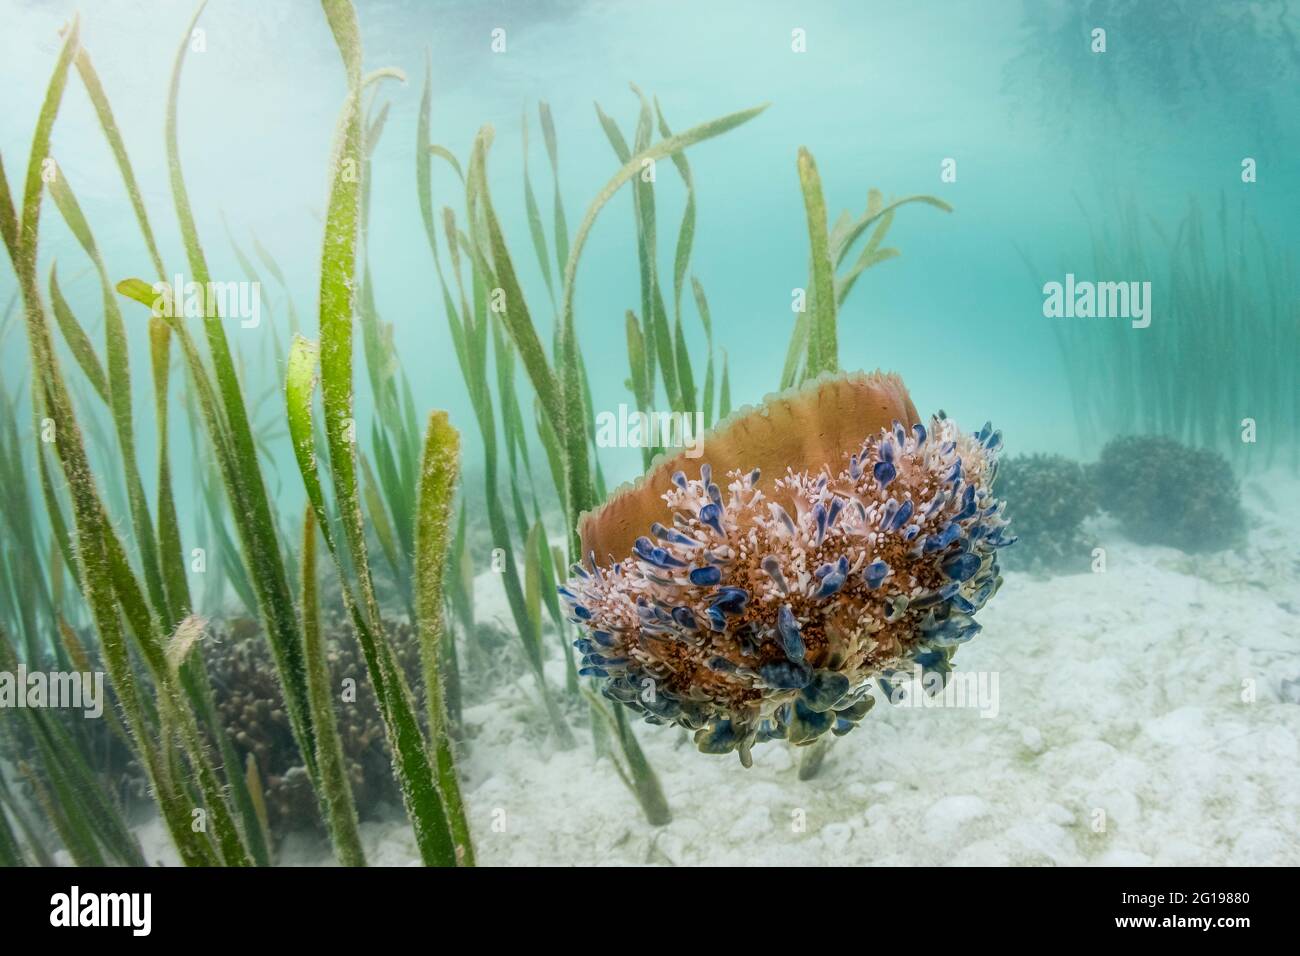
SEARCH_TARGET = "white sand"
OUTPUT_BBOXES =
[136,469,1300,866]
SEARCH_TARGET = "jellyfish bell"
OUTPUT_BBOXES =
[580,370,921,562]
[563,370,1013,766]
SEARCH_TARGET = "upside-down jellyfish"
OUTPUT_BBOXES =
[560,371,1013,766]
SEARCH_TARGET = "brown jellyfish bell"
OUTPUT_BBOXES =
[581,370,921,563]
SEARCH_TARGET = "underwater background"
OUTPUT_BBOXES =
[1,0,1298,866]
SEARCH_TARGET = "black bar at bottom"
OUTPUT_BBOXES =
[0,865,1280,943]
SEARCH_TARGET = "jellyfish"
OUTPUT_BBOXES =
[560,371,1013,766]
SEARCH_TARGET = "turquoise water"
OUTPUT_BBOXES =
[5,0,1296,486]
[2,1,1299,866]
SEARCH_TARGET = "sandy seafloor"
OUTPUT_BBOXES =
[129,468,1300,867]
